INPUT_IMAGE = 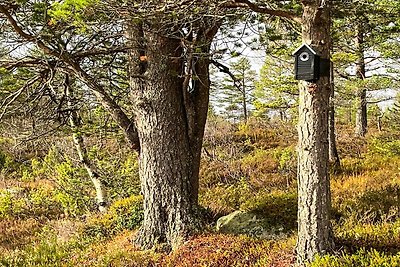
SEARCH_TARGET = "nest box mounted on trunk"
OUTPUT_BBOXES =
[293,44,330,82]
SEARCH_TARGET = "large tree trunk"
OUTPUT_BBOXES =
[296,1,334,265]
[329,61,340,171]
[127,21,218,250]
[65,75,107,213]
[131,31,194,251]
[355,21,367,137]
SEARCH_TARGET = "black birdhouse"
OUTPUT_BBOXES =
[293,44,320,81]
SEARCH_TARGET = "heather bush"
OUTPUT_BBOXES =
[82,195,144,238]
[311,249,400,267]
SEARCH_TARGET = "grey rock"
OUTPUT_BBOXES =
[216,210,288,239]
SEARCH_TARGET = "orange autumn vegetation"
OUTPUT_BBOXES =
[2,117,400,266]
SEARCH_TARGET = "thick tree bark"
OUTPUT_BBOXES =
[184,28,218,203]
[65,75,107,212]
[355,21,367,137]
[296,1,334,265]
[328,61,340,170]
[127,21,219,250]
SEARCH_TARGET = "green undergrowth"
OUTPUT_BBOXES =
[2,121,400,266]
[315,131,400,266]
[0,236,83,267]
[335,220,400,252]
[0,195,145,266]
[0,228,296,267]
[310,249,400,267]
[0,184,63,219]
[82,195,144,239]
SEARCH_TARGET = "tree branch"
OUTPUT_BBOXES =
[0,5,35,40]
[367,97,394,104]
[223,0,302,24]
[210,59,242,91]
[0,4,61,58]
[0,59,50,70]
[0,4,140,152]
[334,69,353,80]
[0,75,43,121]
[72,47,128,59]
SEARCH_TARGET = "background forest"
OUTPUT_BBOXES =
[1,0,400,266]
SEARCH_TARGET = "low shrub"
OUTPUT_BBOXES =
[0,185,63,219]
[200,160,245,188]
[310,249,400,267]
[332,154,400,223]
[199,178,255,215]
[89,149,141,199]
[82,195,144,238]
[334,219,400,252]
[162,234,295,267]
[0,218,43,251]
[369,136,400,157]
[0,237,76,267]
[0,151,7,170]
[234,119,297,149]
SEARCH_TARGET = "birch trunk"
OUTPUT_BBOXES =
[65,75,107,213]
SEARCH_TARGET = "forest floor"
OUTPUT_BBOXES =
[1,118,400,266]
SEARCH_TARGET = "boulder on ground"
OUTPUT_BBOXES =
[216,210,287,239]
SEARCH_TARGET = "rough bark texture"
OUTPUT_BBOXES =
[296,1,334,265]
[328,61,340,170]
[66,76,107,213]
[127,21,218,250]
[355,21,367,137]
[183,24,219,202]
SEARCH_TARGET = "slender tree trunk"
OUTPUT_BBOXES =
[242,83,248,123]
[377,113,383,132]
[65,75,107,212]
[296,1,334,265]
[355,21,367,137]
[328,61,340,170]
[127,21,219,250]
[348,102,352,124]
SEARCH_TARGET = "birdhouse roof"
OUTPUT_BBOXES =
[292,44,318,56]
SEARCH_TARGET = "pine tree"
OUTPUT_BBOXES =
[254,55,298,121]
[332,0,400,136]
[212,57,257,122]
[0,0,222,250]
